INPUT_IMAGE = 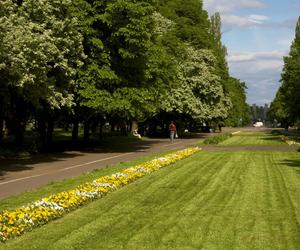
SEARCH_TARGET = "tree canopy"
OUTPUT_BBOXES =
[0,0,251,148]
[269,16,300,128]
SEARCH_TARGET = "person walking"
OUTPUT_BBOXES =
[169,121,177,143]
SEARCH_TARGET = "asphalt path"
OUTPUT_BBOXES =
[0,127,297,199]
[0,137,205,199]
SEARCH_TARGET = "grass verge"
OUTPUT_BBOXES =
[219,132,286,146]
[0,148,200,242]
[1,150,300,249]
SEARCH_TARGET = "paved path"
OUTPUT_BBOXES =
[0,137,205,199]
[1,127,297,199]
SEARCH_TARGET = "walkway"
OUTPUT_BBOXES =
[0,137,204,199]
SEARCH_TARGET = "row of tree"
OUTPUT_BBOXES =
[269,17,300,129]
[0,0,250,149]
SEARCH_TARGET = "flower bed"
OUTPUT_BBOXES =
[281,136,300,146]
[0,147,201,242]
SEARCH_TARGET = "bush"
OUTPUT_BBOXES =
[203,133,232,145]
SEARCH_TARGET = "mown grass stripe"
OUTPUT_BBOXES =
[1,133,300,249]
[0,148,200,243]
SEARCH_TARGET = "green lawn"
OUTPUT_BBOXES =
[219,132,285,146]
[1,149,300,249]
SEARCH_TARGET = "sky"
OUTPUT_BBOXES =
[203,0,300,106]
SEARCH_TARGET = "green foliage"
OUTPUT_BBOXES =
[157,0,211,49]
[270,16,300,126]
[210,12,230,90]
[75,0,170,121]
[161,46,231,121]
[0,0,252,146]
[1,0,85,109]
[153,1,232,125]
[224,77,251,127]
[203,133,232,144]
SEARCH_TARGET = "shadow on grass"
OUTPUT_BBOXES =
[280,159,300,175]
[261,135,285,144]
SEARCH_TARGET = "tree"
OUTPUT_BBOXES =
[153,3,231,131]
[161,46,230,122]
[280,16,300,125]
[0,0,85,146]
[271,16,300,128]
[268,88,291,129]
[77,0,175,129]
[224,77,251,127]
[210,13,230,90]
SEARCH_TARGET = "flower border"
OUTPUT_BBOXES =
[0,147,201,242]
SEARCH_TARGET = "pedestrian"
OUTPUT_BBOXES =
[169,121,177,143]
[133,129,142,139]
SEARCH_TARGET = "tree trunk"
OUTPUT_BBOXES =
[13,96,27,146]
[46,119,54,147]
[99,121,103,141]
[38,116,47,150]
[72,120,79,142]
[84,120,90,142]
[0,119,3,145]
[131,121,138,132]
[14,121,25,146]
[0,96,4,144]
[110,121,115,132]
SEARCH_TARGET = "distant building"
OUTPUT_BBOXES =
[251,103,269,122]
[252,104,257,120]
[263,104,269,120]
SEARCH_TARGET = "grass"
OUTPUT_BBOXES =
[1,132,300,249]
[219,132,285,146]
[1,149,300,249]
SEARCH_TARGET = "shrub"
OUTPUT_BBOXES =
[203,133,232,145]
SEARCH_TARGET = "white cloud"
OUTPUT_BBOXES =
[227,51,287,105]
[228,51,284,63]
[204,0,265,14]
[221,16,298,31]
[221,14,270,29]
[202,1,297,105]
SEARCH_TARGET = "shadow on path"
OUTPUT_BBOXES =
[0,134,209,178]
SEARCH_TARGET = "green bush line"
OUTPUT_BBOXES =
[203,133,232,145]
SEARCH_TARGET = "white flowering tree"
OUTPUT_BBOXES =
[161,45,231,123]
[0,0,85,145]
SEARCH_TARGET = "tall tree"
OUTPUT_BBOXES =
[77,0,175,125]
[271,16,300,128]
[154,2,231,130]
[0,0,85,145]
[210,12,230,90]
[224,77,251,127]
[280,16,300,124]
